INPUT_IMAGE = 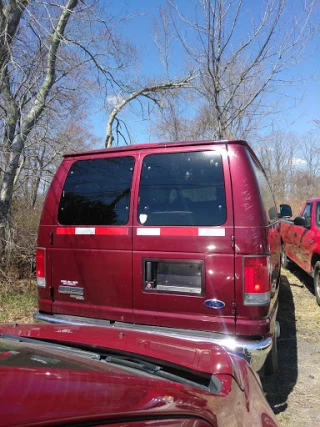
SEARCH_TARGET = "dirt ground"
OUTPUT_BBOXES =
[261,267,320,427]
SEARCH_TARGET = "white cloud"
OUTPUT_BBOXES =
[292,158,307,166]
[106,95,125,106]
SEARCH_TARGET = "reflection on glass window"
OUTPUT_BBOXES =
[138,151,226,226]
[302,203,312,228]
[316,203,320,228]
[58,157,134,225]
[250,157,278,224]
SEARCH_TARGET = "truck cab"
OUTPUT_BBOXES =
[281,198,320,305]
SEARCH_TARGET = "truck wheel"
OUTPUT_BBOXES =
[281,244,291,270]
[264,333,278,376]
[313,261,320,306]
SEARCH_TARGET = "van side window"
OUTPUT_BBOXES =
[58,157,134,225]
[250,157,278,224]
[138,151,226,226]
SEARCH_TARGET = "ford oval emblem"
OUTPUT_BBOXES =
[204,299,225,309]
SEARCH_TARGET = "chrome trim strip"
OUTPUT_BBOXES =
[34,311,273,372]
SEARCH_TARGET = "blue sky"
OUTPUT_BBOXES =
[90,0,320,146]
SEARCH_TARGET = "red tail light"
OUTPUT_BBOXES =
[243,256,270,306]
[36,248,46,288]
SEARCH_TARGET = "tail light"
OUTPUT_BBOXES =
[243,256,270,306]
[36,248,46,288]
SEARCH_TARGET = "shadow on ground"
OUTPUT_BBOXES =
[287,264,315,297]
[261,275,298,415]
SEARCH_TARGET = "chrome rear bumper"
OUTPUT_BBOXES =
[34,311,279,372]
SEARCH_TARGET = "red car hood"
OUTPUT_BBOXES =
[0,323,236,377]
[0,354,214,426]
[0,323,278,427]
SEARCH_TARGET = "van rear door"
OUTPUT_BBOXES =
[132,145,236,334]
[50,154,135,322]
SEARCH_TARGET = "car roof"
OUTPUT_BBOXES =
[64,139,249,158]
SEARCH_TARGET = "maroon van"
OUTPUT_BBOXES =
[35,140,281,374]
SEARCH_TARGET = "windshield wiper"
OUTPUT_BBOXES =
[103,354,222,393]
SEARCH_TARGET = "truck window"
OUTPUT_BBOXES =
[316,202,320,228]
[250,157,278,224]
[138,151,226,226]
[302,202,312,228]
[58,157,134,225]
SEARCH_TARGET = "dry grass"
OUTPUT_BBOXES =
[0,280,37,323]
[283,267,320,341]
[262,267,320,427]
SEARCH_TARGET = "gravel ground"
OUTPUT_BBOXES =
[261,266,320,427]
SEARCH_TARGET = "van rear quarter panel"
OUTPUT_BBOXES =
[37,161,70,312]
[228,144,280,337]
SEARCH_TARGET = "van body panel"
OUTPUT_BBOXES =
[227,145,266,228]
[131,144,235,331]
[50,245,133,321]
[132,251,235,333]
[45,153,138,322]
[228,145,281,336]
[37,226,52,312]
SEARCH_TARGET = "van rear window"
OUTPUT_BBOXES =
[138,151,226,226]
[58,157,134,225]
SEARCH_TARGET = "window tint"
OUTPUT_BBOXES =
[138,151,226,226]
[302,203,312,228]
[316,202,320,228]
[58,157,134,225]
[250,157,278,224]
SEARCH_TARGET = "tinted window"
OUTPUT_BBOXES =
[302,202,312,228]
[58,157,134,225]
[138,151,226,226]
[250,157,278,223]
[316,202,320,228]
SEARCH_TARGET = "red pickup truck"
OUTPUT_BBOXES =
[281,198,320,305]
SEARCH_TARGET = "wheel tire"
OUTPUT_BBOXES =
[264,333,278,376]
[281,244,291,270]
[313,261,320,306]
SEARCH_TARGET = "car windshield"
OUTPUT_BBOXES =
[0,334,222,393]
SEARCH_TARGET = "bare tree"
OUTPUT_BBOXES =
[15,112,98,208]
[104,5,198,148]
[298,132,320,195]
[0,0,81,257]
[163,0,319,141]
[0,0,142,260]
[254,130,320,210]
[105,74,196,147]
[255,132,297,203]
[151,6,197,142]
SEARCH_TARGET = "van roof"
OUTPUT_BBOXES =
[64,139,250,158]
